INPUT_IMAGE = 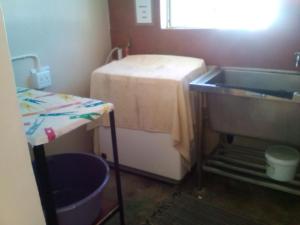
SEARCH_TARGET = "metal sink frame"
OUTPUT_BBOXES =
[190,66,300,146]
[190,66,300,196]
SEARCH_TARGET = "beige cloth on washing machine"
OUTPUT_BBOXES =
[89,55,207,165]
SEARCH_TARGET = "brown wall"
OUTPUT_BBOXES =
[109,0,300,70]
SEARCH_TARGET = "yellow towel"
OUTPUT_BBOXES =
[89,55,207,165]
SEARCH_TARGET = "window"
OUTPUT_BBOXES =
[160,0,281,30]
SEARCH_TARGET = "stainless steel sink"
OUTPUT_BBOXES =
[190,66,300,146]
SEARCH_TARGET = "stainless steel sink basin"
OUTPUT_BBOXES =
[191,66,300,101]
[190,66,300,146]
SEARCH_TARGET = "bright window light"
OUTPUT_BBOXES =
[161,0,281,30]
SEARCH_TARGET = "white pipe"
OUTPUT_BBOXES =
[11,54,41,71]
[105,47,121,64]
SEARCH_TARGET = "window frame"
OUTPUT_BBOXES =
[160,0,281,30]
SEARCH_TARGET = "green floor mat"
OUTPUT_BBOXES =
[145,193,266,225]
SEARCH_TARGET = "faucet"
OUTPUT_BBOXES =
[295,52,300,68]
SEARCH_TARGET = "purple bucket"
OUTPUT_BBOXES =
[45,153,110,225]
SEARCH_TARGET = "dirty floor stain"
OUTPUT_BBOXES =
[103,170,300,225]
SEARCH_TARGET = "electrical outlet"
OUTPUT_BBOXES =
[31,66,52,89]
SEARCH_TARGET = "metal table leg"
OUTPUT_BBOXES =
[33,145,58,225]
[109,111,126,225]
[194,92,206,189]
[32,112,125,225]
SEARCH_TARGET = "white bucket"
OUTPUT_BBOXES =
[265,145,299,182]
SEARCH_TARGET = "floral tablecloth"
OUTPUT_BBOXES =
[17,87,113,146]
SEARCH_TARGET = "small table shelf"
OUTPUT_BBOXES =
[18,87,125,225]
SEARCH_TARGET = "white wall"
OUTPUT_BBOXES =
[0,0,112,154]
[0,8,45,225]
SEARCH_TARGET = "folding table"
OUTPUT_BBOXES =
[17,87,125,225]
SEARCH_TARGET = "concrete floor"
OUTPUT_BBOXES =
[103,170,300,225]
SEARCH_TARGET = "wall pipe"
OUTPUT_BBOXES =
[11,54,41,71]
